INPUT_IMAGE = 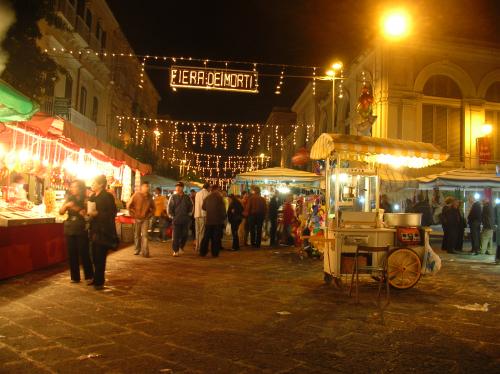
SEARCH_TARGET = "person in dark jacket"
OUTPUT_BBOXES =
[167,182,193,257]
[244,186,267,248]
[411,193,433,227]
[227,194,244,251]
[495,203,500,264]
[455,200,467,252]
[200,185,226,257]
[441,197,461,253]
[268,191,279,247]
[480,199,495,255]
[88,175,118,290]
[468,199,482,255]
[60,179,93,284]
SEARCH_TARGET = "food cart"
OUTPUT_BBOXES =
[309,133,449,289]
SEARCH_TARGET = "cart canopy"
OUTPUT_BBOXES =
[310,133,449,168]
[416,168,500,188]
[235,167,321,182]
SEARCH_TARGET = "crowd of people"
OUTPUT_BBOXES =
[62,179,500,287]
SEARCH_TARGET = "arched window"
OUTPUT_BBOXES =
[485,81,500,103]
[79,86,87,115]
[422,75,463,161]
[423,75,462,99]
[92,97,98,122]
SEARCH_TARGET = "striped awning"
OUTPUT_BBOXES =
[235,167,321,182]
[416,168,500,188]
[310,133,449,168]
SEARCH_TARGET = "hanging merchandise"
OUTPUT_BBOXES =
[355,78,377,135]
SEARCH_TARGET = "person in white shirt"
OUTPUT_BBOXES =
[194,183,210,251]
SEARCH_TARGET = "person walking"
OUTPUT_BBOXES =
[127,181,155,257]
[60,180,93,284]
[441,197,460,253]
[151,187,168,242]
[468,198,482,255]
[281,196,296,246]
[88,175,118,290]
[245,186,267,248]
[194,183,210,251]
[200,185,226,257]
[268,191,279,247]
[227,194,244,251]
[167,182,193,257]
[480,199,495,255]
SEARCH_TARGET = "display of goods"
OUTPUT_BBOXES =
[44,188,56,213]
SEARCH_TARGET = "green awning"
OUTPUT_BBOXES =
[0,80,39,121]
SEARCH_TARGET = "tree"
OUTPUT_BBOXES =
[1,0,63,99]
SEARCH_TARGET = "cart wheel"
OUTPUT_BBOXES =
[387,247,421,290]
[324,272,333,284]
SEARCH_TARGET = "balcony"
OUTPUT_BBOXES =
[70,108,97,135]
[54,0,76,28]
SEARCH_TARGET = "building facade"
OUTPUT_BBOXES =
[37,0,159,143]
[291,37,500,171]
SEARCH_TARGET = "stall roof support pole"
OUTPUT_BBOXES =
[325,156,330,230]
[334,154,340,228]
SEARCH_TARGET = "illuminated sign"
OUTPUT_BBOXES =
[477,137,492,164]
[170,66,258,93]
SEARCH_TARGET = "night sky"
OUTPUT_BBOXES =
[106,0,500,123]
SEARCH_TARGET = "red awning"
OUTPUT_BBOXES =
[62,122,152,174]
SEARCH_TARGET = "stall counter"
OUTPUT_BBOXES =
[0,223,66,280]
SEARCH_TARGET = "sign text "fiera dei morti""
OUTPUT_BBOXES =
[170,66,258,93]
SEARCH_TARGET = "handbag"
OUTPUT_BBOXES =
[63,215,86,236]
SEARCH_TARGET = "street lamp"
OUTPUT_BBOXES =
[481,123,493,136]
[381,9,411,39]
[323,61,343,133]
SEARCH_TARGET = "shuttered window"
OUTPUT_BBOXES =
[422,104,463,161]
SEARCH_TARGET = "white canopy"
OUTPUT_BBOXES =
[234,167,322,183]
[416,168,500,188]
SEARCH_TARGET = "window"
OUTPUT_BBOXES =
[79,86,87,115]
[422,105,462,161]
[485,82,500,103]
[76,0,84,17]
[92,97,98,122]
[423,75,462,99]
[95,21,102,39]
[85,8,92,29]
[101,31,107,49]
[64,74,73,100]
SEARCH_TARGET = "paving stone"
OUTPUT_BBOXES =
[0,242,499,373]
[0,359,52,374]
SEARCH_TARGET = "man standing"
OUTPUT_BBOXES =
[495,202,500,264]
[167,182,193,257]
[268,191,279,247]
[189,189,197,240]
[194,183,210,251]
[245,186,267,248]
[127,182,155,257]
[480,199,495,255]
[200,185,226,257]
[151,187,168,242]
[468,198,482,255]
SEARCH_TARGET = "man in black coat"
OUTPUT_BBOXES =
[200,185,226,257]
[468,199,482,255]
[268,191,280,247]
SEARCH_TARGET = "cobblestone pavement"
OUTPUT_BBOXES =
[1,240,499,374]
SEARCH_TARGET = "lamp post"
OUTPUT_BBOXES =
[324,62,343,133]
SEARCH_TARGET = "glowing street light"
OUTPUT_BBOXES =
[381,9,411,39]
[481,123,493,136]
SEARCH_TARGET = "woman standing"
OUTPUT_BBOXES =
[227,194,244,251]
[88,175,118,290]
[59,180,93,283]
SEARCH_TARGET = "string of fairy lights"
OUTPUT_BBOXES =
[45,48,349,185]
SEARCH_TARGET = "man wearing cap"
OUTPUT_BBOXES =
[167,182,193,257]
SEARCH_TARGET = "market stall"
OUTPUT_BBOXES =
[0,81,150,279]
[310,133,449,289]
